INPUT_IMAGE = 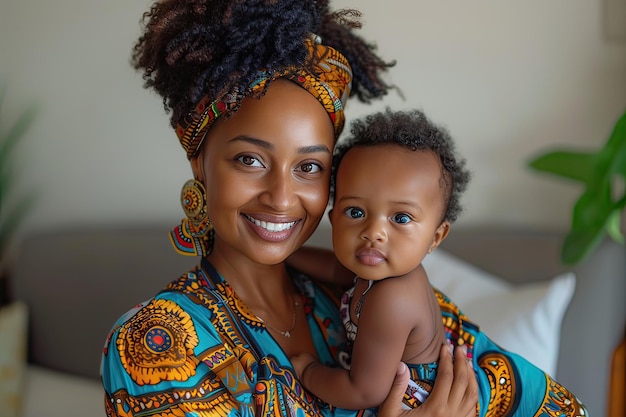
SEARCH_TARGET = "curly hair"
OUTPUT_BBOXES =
[132,0,395,129]
[331,108,471,223]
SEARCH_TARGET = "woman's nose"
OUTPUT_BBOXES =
[361,217,387,243]
[259,168,297,211]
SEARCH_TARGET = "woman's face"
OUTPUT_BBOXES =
[193,80,334,266]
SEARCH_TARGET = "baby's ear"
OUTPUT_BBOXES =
[428,221,450,253]
[327,209,334,225]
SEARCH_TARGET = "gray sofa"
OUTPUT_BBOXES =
[11,224,626,416]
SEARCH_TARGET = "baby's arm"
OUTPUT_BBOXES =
[287,246,354,288]
[294,277,418,409]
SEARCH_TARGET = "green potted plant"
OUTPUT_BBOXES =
[528,109,626,265]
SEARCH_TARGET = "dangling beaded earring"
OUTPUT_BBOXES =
[169,179,214,256]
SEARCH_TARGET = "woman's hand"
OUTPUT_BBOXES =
[378,344,478,417]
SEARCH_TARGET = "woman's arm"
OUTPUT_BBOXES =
[287,246,354,288]
[379,345,478,417]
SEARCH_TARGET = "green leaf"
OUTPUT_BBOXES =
[605,209,624,244]
[562,188,608,264]
[0,192,37,257]
[0,106,37,168]
[594,111,626,179]
[560,131,626,263]
[528,151,596,183]
[561,228,606,265]
[530,109,626,264]
[0,86,38,264]
[0,167,13,205]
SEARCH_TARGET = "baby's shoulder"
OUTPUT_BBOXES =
[366,272,434,318]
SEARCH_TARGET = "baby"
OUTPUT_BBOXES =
[290,109,587,416]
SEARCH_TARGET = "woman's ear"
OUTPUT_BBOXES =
[190,153,205,182]
[428,221,450,253]
[327,209,334,225]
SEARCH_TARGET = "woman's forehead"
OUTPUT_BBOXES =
[204,80,335,151]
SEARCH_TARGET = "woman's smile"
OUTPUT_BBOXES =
[243,214,300,241]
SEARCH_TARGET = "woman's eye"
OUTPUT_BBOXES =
[238,155,263,167]
[344,207,365,219]
[298,162,322,174]
[392,213,411,224]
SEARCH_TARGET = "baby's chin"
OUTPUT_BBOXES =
[349,265,392,282]
[349,261,416,282]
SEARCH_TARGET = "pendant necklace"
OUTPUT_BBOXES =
[257,296,299,338]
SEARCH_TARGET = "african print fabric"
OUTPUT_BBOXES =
[101,259,363,417]
[339,283,588,416]
[175,35,352,159]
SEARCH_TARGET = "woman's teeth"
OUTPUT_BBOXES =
[246,215,296,232]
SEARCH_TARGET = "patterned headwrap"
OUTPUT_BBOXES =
[175,35,353,159]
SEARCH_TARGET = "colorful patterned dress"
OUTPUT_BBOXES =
[339,280,588,417]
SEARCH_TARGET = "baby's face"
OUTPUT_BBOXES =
[330,145,449,280]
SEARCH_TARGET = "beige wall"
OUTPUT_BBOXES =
[1,0,625,237]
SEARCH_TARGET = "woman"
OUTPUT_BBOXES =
[100,1,477,416]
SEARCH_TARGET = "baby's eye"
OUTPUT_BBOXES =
[392,213,411,224]
[298,162,322,174]
[238,155,264,167]
[344,207,365,219]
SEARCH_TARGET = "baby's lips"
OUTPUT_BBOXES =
[356,247,385,266]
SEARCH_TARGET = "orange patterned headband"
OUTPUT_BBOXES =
[175,35,353,159]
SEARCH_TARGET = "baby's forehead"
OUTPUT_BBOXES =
[330,143,446,205]
[338,144,441,173]
[336,146,444,190]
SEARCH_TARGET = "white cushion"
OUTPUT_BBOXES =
[423,249,575,377]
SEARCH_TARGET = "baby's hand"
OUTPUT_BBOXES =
[290,353,317,378]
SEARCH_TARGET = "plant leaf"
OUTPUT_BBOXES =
[0,106,37,167]
[605,209,624,244]
[0,167,12,207]
[562,152,626,264]
[562,186,612,264]
[596,111,626,173]
[0,192,37,257]
[0,88,38,264]
[561,228,606,265]
[528,151,596,183]
[565,110,626,261]
[530,110,626,264]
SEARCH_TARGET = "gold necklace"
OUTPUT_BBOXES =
[257,297,299,338]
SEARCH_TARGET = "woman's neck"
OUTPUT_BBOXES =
[207,242,317,357]
[207,244,293,308]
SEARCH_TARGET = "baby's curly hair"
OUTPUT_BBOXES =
[132,0,395,129]
[331,108,471,223]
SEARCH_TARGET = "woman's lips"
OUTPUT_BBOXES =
[356,247,386,266]
[243,214,299,242]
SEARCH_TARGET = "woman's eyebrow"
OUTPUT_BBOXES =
[229,136,331,154]
[229,135,273,149]
[297,145,331,155]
